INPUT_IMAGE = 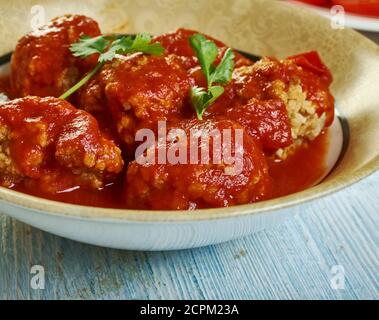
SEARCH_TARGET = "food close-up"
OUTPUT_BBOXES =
[0,14,336,210]
[0,0,379,302]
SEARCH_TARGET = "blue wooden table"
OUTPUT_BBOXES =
[0,170,378,300]
[0,30,378,301]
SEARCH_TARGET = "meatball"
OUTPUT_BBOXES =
[251,52,334,159]
[202,51,334,157]
[77,53,192,154]
[11,15,101,97]
[223,98,292,150]
[189,60,293,152]
[153,28,253,70]
[0,96,123,192]
[124,118,272,210]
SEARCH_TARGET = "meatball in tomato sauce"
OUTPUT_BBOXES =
[235,52,334,159]
[77,53,192,154]
[2,15,336,210]
[189,59,293,152]
[201,52,334,158]
[11,15,101,97]
[0,96,123,192]
[153,28,252,70]
[124,119,272,210]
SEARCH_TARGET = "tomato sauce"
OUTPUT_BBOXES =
[10,130,329,208]
[268,130,329,198]
[0,22,335,209]
[10,15,100,98]
[0,71,330,208]
[0,76,13,99]
[0,71,329,209]
[9,133,329,208]
[14,177,126,208]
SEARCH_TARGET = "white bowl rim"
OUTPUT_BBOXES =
[0,158,378,223]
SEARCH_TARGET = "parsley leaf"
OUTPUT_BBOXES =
[190,86,224,120]
[129,33,165,56]
[59,33,164,100]
[189,34,218,85]
[99,33,164,62]
[189,34,235,120]
[209,48,234,85]
[70,35,110,58]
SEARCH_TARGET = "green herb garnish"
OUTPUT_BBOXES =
[59,33,164,100]
[189,34,235,120]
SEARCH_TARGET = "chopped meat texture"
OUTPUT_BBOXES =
[77,53,192,154]
[233,52,334,128]
[124,119,272,210]
[191,64,293,152]
[11,14,101,97]
[0,96,123,191]
[200,51,334,157]
[153,28,253,70]
[223,98,292,150]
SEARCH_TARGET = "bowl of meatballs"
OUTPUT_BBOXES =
[0,0,378,250]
